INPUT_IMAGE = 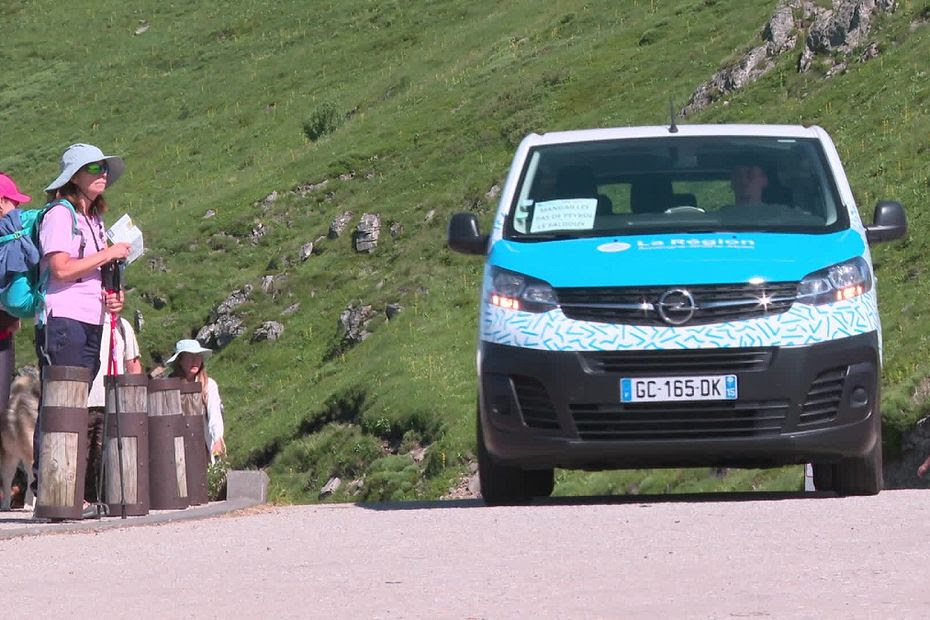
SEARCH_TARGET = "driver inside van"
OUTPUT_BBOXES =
[730,164,769,206]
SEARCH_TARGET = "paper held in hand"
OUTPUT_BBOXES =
[106,213,144,264]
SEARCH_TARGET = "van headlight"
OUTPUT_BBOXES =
[797,257,872,305]
[489,268,558,313]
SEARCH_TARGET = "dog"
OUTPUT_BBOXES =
[0,369,40,511]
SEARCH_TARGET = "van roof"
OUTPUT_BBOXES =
[523,124,826,147]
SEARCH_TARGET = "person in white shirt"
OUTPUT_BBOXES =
[89,316,142,407]
[166,339,226,461]
[86,316,142,504]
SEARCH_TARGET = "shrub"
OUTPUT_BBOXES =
[360,454,420,501]
[303,101,342,141]
[207,456,230,501]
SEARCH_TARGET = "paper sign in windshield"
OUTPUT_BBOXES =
[529,199,597,233]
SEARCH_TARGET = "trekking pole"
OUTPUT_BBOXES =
[108,309,127,520]
[105,261,128,519]
[93,369,110,518]
[89,318,116,519]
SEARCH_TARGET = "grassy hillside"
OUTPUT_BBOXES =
[2,0,927,501]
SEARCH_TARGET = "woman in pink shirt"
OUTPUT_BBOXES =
[32,144,131,507]
[37,144,130,372]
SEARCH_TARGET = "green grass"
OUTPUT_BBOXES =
[2,0,928,501]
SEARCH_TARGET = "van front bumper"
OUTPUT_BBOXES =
[478,332,880,470]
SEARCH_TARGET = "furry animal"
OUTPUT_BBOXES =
[0,371,40,511]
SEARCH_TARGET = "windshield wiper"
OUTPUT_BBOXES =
[516,233,580,241]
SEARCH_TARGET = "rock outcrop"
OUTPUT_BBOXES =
[252,321,284,343]
[339,304,375,345]
[354,213,381,253]
[682,0,896,116]
[799,0,897,73]
[196,285,252,349]
[328,211,354,239]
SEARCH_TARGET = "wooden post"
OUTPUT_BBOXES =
[34,365,90,520]
[104,374,150,516]
[147,378,189,510]
[180,381,209,505]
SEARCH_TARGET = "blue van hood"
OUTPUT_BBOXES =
[489,231,866,287]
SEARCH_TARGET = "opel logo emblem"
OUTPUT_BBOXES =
[657,289,696,325]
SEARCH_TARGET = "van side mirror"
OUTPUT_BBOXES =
[447,213,489,255]
[865,201,907,245]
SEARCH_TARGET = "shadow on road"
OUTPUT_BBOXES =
[357,489,836,511]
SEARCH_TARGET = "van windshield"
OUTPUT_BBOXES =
[506,136,848,239]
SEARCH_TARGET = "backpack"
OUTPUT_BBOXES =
[0,199,79,320]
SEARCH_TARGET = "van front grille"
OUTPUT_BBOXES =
[555,282,798,326]
[799,367,847,427]
[512,376,560,430]
[581,348,773,375]
[570,400,789,441]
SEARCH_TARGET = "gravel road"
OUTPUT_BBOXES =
[2,490,930,618]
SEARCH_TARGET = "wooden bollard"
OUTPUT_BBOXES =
[35,365,90,520]
[147,378,190,510]
[104,374,150,516]
[180,381,209,505]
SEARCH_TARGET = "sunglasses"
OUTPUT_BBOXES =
[83,162,109,175]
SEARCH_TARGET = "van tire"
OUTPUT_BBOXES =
[525,468,555,498]
[833,435,883,496]
[476,412,554,505]
[811,463,834,491]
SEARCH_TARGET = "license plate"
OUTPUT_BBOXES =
[620,375,738,403]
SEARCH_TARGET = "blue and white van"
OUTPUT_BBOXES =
[448,124,907,504]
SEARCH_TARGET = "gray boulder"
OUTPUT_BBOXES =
[260,274,287,295]
[252,321,284,342]
[339,304,376,347]
[328,211,354,238]
[258,190,278,210]
[250,221,266,245]
[294,179,328,197]
[319,476,342,498]
[196,314,246,349]
[196,285,253,349]
[299,242,315,261]
[214,285,252,316]
[354,213,381,253]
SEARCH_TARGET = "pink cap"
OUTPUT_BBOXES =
[0,173,31,204]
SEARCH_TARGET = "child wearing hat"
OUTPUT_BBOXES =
[0,172,31,214]
[0,172,30,443]
[168,339,226,461]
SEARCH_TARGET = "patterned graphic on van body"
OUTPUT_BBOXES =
[480,290,878,351]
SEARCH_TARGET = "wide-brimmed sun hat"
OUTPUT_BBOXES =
[166,339,213,365]
[45,143,126,192]
[0,173,31,204]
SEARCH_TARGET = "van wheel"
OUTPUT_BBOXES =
[833,437,883,496]
[476,412,554,505]
[811,463,834,491]
[525,468,555,498]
